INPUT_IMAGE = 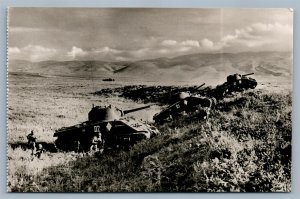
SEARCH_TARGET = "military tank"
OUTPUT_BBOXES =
[214,73,257,99]
[102,78,115,82]
[153,83,216,123]
[54,104,159,152]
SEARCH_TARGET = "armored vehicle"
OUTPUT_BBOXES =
[102,78,115,82]
[153,83,216,123]
[54,105,159,152]
[227,73,257,90]
[214,73,257,99]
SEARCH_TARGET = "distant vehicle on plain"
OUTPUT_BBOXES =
[102,78,115,82]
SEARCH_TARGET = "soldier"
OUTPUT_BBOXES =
[90,135,98,152]
[90,132,103,152]
[27,130,37,151]
[197,107,210,120]
[34,144,44,159]
[97,132,105,153]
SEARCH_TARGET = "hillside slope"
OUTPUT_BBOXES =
[9,90,291,192]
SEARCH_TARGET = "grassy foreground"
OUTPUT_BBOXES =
[8,90,291,192]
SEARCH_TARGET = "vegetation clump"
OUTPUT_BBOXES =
[95,85,214,105]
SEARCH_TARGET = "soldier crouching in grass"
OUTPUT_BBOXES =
[89,132,104,155]
[34,144,45,159]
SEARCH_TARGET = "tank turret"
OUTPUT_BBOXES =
[178,92,190,100]
[177,83,205,100]
[88,104,152,122]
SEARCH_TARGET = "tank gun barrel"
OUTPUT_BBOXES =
[191,83,205,92]
[242,72,254,77]
[197,83,205,89]
[123,105,152,115]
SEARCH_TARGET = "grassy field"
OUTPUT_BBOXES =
[7,73,292,192]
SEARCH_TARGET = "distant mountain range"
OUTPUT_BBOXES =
[8,51,292,84]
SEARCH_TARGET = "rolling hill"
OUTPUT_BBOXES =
[8,51,292,85]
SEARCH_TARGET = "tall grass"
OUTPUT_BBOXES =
[7,74,291,192]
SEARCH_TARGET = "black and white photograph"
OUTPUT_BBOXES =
[7,8,292,192]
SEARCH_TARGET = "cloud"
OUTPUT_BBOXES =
[161,40,177,46]
[150,39,202,58]
[218,22,293,52]
[181,40,200,47]
[8,47,20,53]
[8,45,57,62]
[8,22,292,62]
[66,46,124,61]
[177,46,192,52]
[23,45,56,53]
[161,39,200,48]
[67,46,88,59]
[94,46,122,54]
[200,39,214,48]
[94,22,292,61]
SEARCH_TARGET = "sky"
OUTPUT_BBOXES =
[7,8,293,62]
